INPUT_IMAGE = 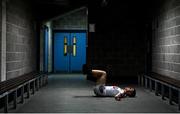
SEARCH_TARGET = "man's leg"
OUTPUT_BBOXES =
[92,70,107,85]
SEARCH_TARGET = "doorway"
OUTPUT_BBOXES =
[53,31,86,73]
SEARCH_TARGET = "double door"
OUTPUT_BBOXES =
[54,32,86,73]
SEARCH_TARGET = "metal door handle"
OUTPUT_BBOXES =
[64,36,67,56]
[72,36,76,56]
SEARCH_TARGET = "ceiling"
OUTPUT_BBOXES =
[33,0,88,21]
[33,0,164,22]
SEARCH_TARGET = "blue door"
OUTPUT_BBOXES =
[70,33,86,72]
[54,32,86,73]
[54,33,70,72]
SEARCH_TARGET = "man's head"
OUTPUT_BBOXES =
[124,87,136,97]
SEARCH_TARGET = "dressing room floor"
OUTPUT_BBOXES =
[13,74,179,113]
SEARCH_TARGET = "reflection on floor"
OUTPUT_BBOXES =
[13,74,179,113]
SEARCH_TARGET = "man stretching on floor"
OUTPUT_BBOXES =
[91,69,136,101]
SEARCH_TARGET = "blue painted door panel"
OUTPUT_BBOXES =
[70,33,86,72]
[54,33,70,72]
[54,32,86,73]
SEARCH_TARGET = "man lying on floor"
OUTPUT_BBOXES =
[84,66,136,101]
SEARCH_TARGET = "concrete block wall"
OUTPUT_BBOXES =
[6,0,37,79]
[112,34,145,77]
[0,1,2,46]
[0,1,2,81]
[88,1,146,79]
[152,0,180,80]
[0,1,1,34]
[53,7,87,30]
[90,29,145,78]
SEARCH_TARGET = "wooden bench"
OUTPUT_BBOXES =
[138,72,180,110]
[0,72,48,113]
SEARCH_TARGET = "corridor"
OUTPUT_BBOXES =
[12,74,179,113]
[1,0,180,113]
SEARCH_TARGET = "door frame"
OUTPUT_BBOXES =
[52,30,87,73]
[44,26,49,73]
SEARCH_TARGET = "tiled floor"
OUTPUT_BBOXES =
[13,74,180,113]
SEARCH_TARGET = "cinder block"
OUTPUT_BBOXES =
[53,8,87,30]
[7,24,18,35]
[7,61,22,71]
[165,54,180,63]
[172,0,180,9]
[6,70,20,80]
[175,6,180,17]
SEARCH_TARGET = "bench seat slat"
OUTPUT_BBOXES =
[150,72,180,88]
[0,72,42,95]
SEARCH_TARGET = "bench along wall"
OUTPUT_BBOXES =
[6,0,37,80]
[152,0,180,80]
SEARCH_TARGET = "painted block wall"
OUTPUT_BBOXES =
[0,1,2,81]
[152,0,180,80]
[0,1,1,34]
[88,1,146,79]
[0,1,2,49]
[6,0,37,79]
[53,7,88,30]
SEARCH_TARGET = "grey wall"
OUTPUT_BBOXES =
[0,1,1,35]
[152,0,180,80]
[6,0,37,80]
[0,0,6,81]
[88,1,146,80]
[0,1,2,81]
[0,1,2,53]
[53,7,87,30]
